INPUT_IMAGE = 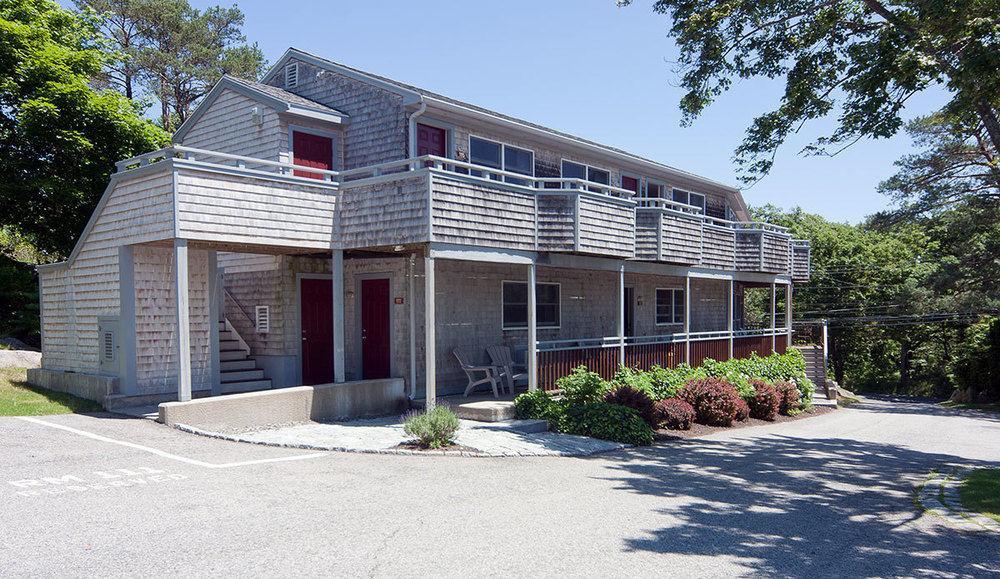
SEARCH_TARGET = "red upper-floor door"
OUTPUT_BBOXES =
[292,131,334,179]
[416,123,447,158]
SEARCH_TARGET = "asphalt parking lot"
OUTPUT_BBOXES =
[2,399,999,577]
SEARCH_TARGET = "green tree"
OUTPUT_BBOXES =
[133,0,264,131]
[618,0,1000,184]
[73,0,149,100]
[0,0,169,258]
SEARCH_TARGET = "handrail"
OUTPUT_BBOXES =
[537,328,790,351]
[636,197,704,214]
[116,145,341,180]
[792,239,811,247]
[223,286,256,328]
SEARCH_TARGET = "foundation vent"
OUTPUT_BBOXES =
[255,305,270,334]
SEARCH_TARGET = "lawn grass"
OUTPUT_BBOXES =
[941,400,1000,413]
[0,367,102,416]
[960,469,1000,523]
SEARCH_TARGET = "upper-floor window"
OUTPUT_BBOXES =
[502,281,560,330]
[647,181,666,198]
[621,175,640,195]
[672,188,706,212]
[561,160,610,191]
[655,288,685,325]
[469,136,534,185]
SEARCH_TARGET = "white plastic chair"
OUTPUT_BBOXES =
[487,345,526,394]
[453,348,502,397]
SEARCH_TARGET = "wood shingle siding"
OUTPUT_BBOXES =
[38,170,176,374]
[701,224,737,270]
[177,89,283,161]
[271,60,407,169]
[535,194,578,252]
[633,210,660,261]
[430,175,536,250]
[761,232,791,273]
[792,243,811,281]
[174,167,337,249]
[658,211,703,265]
[576,196,635,258]
[337,174,430,249]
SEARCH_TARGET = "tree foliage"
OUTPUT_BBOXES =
[619,0,1000,185]
[0,0,169,258]
[77,0,265,131]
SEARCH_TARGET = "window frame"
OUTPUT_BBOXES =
[560,159,613,192]
[620,172,642,196]
[468,135,535,184]
[501,280,561,330]
[655,287,686,326]
[672,188,706,212]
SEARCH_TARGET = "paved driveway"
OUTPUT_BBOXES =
[2,399,998,577]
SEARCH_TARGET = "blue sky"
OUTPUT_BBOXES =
[188,0,949,223]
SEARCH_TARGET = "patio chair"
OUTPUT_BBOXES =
[453,348,502,398]
[487,344,527,394]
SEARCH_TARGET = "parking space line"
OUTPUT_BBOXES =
[18,417,326,469]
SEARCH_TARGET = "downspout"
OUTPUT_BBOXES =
[407,99,427,159]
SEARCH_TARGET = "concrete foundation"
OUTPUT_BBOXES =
[158,378,407,432]
[26,368,118,403]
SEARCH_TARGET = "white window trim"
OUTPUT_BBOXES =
[288,125,340,170]
[655,287,685,327]
[469,135,535,181]
[415,118,456,159]
[501,280,561,331]
[672,187,707,212]
[645,178,667,199]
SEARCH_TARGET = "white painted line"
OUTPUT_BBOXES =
[18,417,326,469]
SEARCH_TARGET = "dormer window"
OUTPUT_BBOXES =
[284,63,299,88]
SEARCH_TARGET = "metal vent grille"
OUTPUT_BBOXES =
[102,331,115,361]
[255,305,270,334]
[284,63,298,88]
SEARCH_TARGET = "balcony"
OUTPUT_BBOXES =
[337,156,636,258]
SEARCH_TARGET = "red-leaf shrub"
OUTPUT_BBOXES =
[603,384,658,427]
[749,381,781,421]
[679,378,741,426]
[734,396,750,422]
[655,398,695,430]
[774,381,801,415]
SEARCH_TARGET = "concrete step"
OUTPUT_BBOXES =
[219,339,243,350]
[471,419,549,434]
[220,358,256,371]
[220,350,251,362]
[453,400,516,422]
[221,369,265,383]
[219,330,239,342]
[220,379,271,394]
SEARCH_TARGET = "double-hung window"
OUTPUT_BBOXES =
[561,160,610,192]
[502,281,560,329]
[672,188,706,212]
[655,288,685,326]
[469,136,534,185]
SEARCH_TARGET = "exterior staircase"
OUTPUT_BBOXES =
[794,344,831,399]
[219,320,272,394]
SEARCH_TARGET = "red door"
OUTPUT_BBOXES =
[360,278,391,379]
[300,278,333,385]
[292,131,333,179]
[416,123,446,158]
[621,175,640,196]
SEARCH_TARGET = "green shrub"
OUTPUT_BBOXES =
[514,389,555,420]
[403,406,460,449]
[656,398,695,430]
[647,363,706,399]
[556,366,610,405]
[603,384,658,427]
[610,366,658,398]
[680,378,742,426]
[561,402,653,445]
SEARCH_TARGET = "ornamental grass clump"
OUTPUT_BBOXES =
[774,381,801,415]
[749,380,781,421]
[655,398,695,430]
[679,377,742,426]
[603,384,658,427]
[403,405,460,449]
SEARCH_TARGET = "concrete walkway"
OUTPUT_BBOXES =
[181,416,626,457]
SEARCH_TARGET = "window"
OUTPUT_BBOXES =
[469,136,534,184]
[561,160,611,191]
[655,288,685,325]
[672,188,706,212]
[647,181,666,198]
[621,175,640,195]
[502,281,560,329]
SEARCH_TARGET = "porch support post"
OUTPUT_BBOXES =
[617,262,625,366]
[332,249,346,383]
[786,284,793,348]
[408,254,417,398]
[684,275,691,364]
[770,281,777,353]
[118,245,138,395]
[424,254,436,408]
[173,239,192,402]
[727,279,734,360]
[527,262,538,391]
[207,250,220,396]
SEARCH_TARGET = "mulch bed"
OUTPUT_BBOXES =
[394,441,480,453]
[655,405,835,442]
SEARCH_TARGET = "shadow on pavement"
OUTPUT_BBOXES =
[592,431,1000,576]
